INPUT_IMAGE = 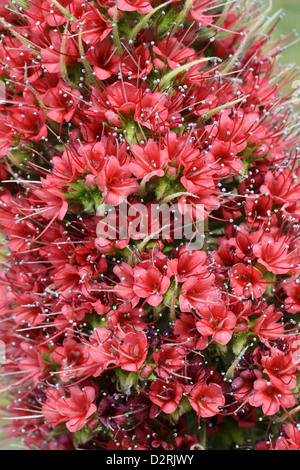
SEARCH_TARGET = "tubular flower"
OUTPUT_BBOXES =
[0,0,299,452]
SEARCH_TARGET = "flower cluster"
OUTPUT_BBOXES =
[0,0,300,451]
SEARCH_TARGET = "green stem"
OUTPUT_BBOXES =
[225,346,249,380]
[11,0,29,9]
[78,28,101,89]
[0,18,40,56]
[170,276,178,323]
[159,57,216,90]
[113,2,122,55]
[128,0,174,42]
[160,191,197,205]
[51,0,76,21]
[60,22,80,89]
[201,96,247,119]
[221,2,273,75]
[199,420,206,450]
[171,0,193,35]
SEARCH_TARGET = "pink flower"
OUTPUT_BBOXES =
[167,247,208,282]
[253,234,291,274]
[130,139,169,181]
[42,386,97,432]
[119,332,148,371]
[134,91,170,131]
[118,0,153,14]
[188,382,225,418]
[229,263,266,299]
[133,266,170,307]
[72,7,112,45]
[43,80,81,123]
[153,345,186,379]
[179,275,219,312]
[52,339,89,383]
[97,157,139,205]
[249,379,295,416]
[250,305,284,341]
[149,380,183,414]
[196,303,236,345]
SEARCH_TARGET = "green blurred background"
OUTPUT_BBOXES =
[0,0,299,451]
[271,0,300,91]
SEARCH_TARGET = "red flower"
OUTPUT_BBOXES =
[188,382,225,418]
[167,247,208,282]
[179,275,219,312]
[207,140,243,175]
[40,30,78,74]
[72,7,112,45]
[253,234,291,274]
[130,139,169,181]
[121,45,152,79]
[19,342,48,387]
[118,0,153,14]
[113,263,140,306]
[11,292,46,327]
[119,332,148,371]
[7,105,47,142]
[284,281,300,313]
[52,339,89,383]
[133,266,170,307]
[97,156,139,205]
[174,313,208,350]
[229,263,266,299]
[1,0,300,451]
[88,327,120,374]
[153,345,186,379]
[260,168,300,205]
[86,39,120,80]
[42,386,97,432]
[196,303,236,345]
[275,424,300,450]
[232,370,262,402]
[250,305,284,341]
[134,91,170,131]
[153,37,196,70]
[43,80,81,123]
[244,195,275,229]
[34,186,68,221]
[107,303,146,337]
[149,380,183,414]
[249,379,295,416]
[261,348,296,390]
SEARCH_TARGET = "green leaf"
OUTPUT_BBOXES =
[64,179,103,214]
[232,331,248,356]
[73,426,95,447]
[116,368,139,395]
[88,312,107,329]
